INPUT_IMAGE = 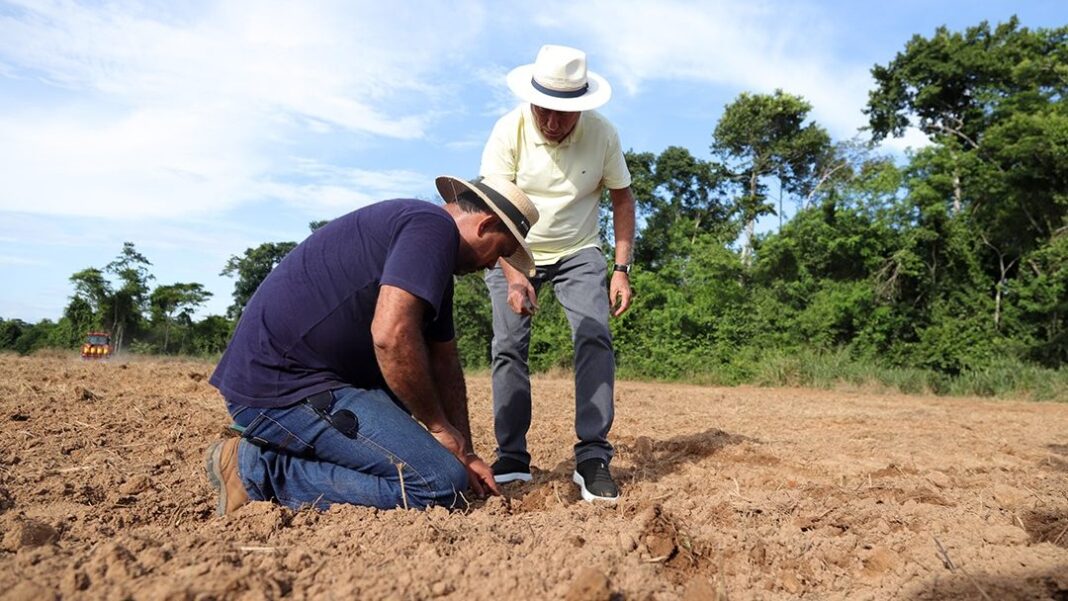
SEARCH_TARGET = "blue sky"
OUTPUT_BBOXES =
[1,0,1064,322]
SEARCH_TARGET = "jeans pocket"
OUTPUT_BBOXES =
[241,412,314,456]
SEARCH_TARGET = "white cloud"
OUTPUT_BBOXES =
[0,0,484,219]
[444,133,490,151]
[881,126,933,154]
[0,254,44,266]
[471,65,520,118]
[528,0,900,146]
[259,162,432,211]
[0,105,267,218]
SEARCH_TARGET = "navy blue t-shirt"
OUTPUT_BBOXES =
[210,199,459,408]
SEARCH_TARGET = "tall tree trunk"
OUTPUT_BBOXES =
[114,323,125,355]
[741,218,756,267]
[741,170,760,267]
[981,234,1017,330]
[952,169,962,214]
[950,149,962,214]
[777,178,784,230]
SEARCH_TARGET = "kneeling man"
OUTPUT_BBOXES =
[206,176,539,514]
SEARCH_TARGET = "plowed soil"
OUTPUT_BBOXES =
[1,353,1067,600]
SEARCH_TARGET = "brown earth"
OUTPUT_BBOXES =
[1,353,1067,600]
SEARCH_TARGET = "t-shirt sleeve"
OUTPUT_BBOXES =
[425,279,455,342]
[379,212,458,321]
[480,112,518,181]
[602,123,632,190]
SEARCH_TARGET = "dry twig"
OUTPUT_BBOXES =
[239,545,281,553]
[1052,523,1068,547]
[396,461,409,510]
[456,490,472,513]
[932,536,992,601]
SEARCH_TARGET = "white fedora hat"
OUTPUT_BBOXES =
[435,175,540,276]
[506,45,612,112]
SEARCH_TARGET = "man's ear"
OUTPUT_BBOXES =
[478,213,502,236]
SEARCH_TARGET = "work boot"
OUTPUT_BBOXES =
[205,437,249,516]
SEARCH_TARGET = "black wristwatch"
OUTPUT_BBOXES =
[613,263,632,274]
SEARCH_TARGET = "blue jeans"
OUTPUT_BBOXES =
[227,387,468,510]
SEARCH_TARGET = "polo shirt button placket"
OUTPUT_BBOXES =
[550,147,564,179]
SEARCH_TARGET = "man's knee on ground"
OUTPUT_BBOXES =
[404,459,468,509]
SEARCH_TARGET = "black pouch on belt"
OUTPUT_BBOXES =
[305,390,359,439]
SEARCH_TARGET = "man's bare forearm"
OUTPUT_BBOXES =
[372,286,449,430]
[374,326,450,430]
[610,187,636,265]
[429,340,474,453]
[497,257,527,284]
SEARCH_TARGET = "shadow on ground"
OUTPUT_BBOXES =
[905,569,1068,601]
[611,428,752,484]
[497,428,749,507]
[1021,508,1068,549]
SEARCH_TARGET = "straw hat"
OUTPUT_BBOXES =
[435,176,539,276]
[506,45,612,112]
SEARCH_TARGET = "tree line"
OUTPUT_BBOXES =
[3,18,1065,397]
[455,17,1066,397]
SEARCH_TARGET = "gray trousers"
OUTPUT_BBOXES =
[484,247,615,466]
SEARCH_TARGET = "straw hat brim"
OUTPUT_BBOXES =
[506,64,612,112]
[435,176,536,277]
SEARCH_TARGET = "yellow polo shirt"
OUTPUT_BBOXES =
[480,104,632,265]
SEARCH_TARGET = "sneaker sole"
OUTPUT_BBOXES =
[204,441,227,517]
[572,470,619,503]
[493,472,533,484]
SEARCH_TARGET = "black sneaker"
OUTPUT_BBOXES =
[573,458,619,503]
[491,457,532,484]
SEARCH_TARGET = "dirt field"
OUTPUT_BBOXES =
[1,353,1067,600]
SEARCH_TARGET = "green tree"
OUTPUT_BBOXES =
[712,90,831,265]
[1011,233,1068,366]
[866,17,1066,149]
[630,146,734,269]
[866,17,1067,360]
[150,283,213,353]
[751,161,903,355]
[105,242,154,351]
[58,296,96,348]
[190,314,234,356]
[452,273,494,369]
[0,319,29,351]
[11,320,57,355]
[66,244,154,353]
[69,268,112,316]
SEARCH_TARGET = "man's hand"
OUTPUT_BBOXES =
[610,270,632,317]
[429,423,500,498]
[507,280,539,316]
[428,422,467,458]
[497,259,538,316]
[462,454,501,498]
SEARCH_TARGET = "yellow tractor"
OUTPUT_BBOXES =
[81,331,113,360]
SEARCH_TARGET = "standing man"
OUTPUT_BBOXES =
[205,176,539,514]
[480,45,636,502]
